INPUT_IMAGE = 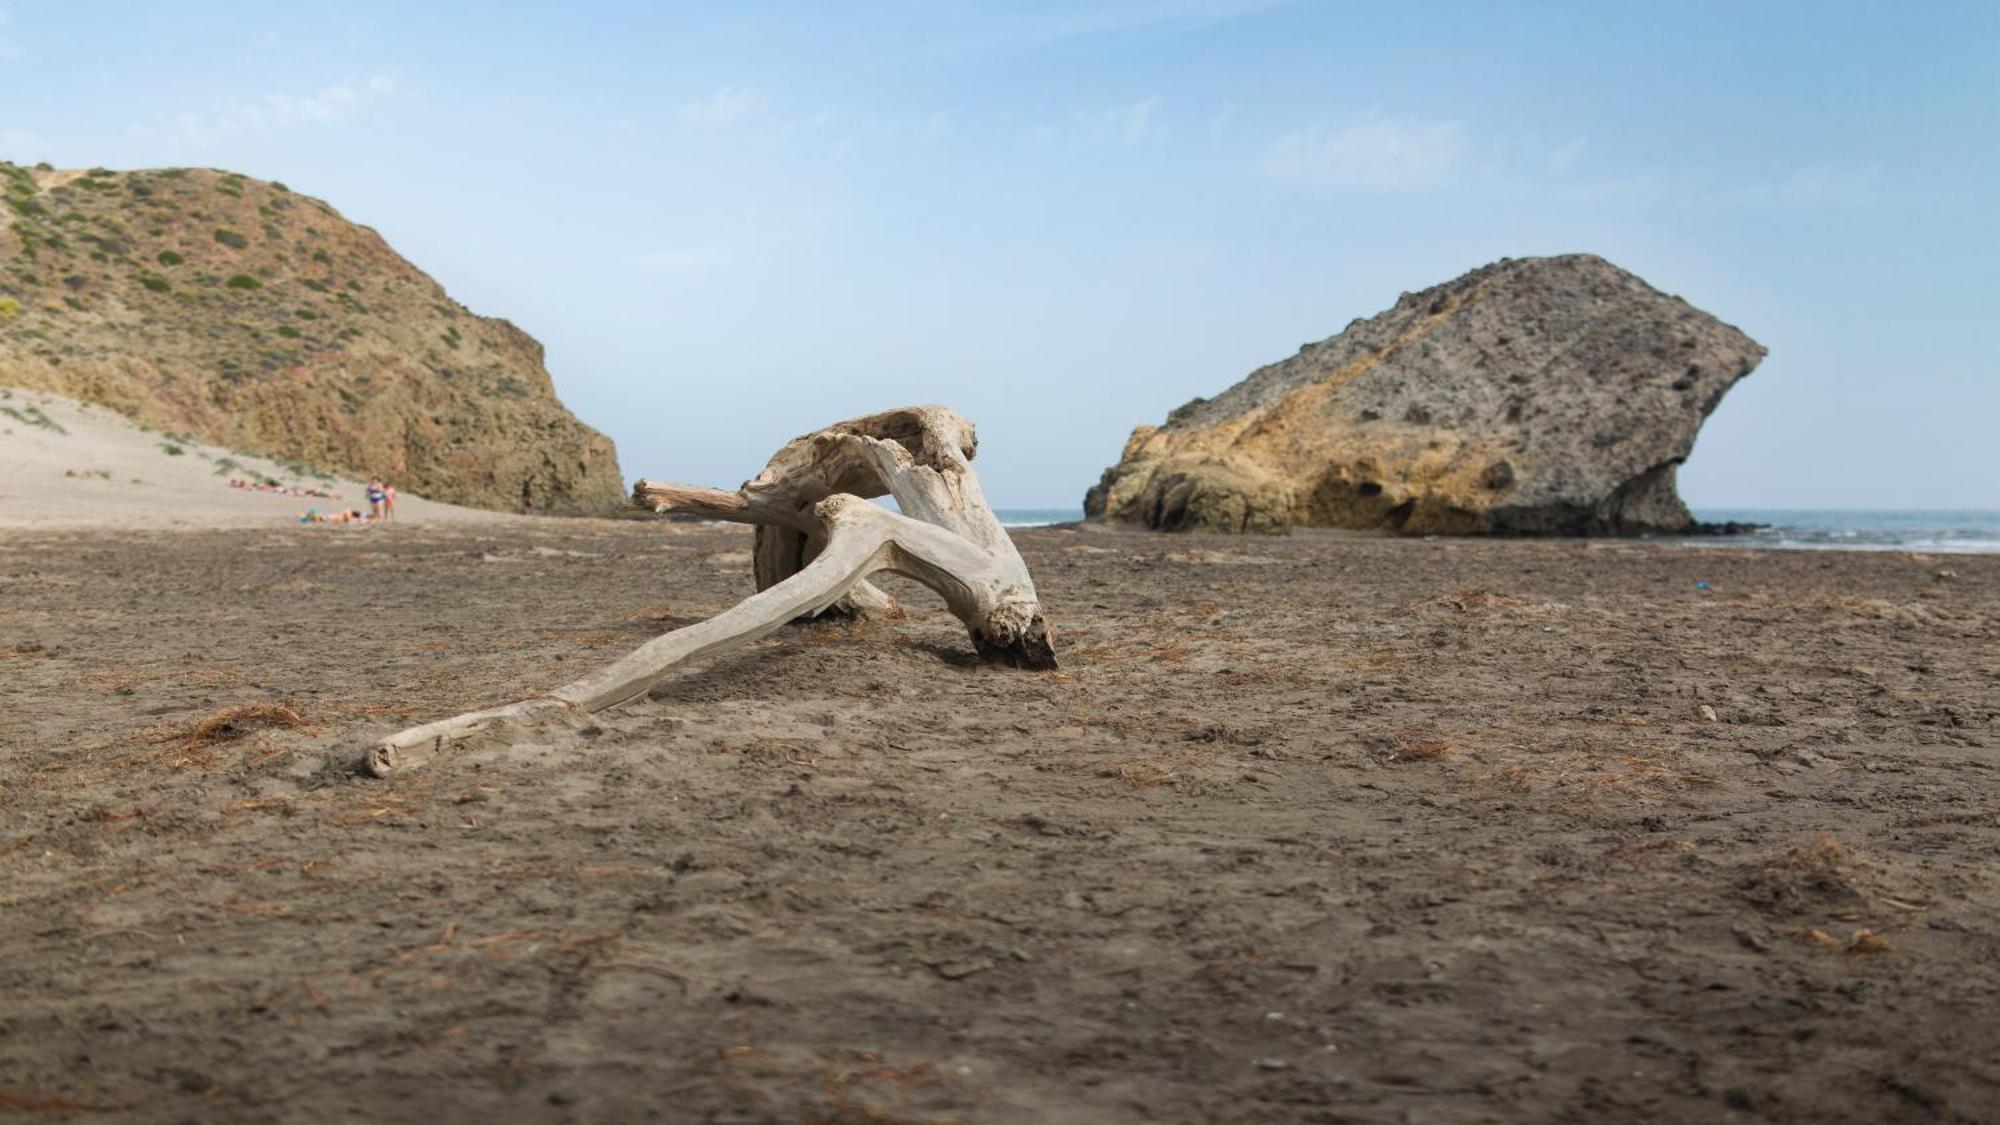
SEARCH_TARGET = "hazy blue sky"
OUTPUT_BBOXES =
[3,1,1994,508]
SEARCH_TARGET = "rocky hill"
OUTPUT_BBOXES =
[1085,254,1765,535]
[0,162,622,513]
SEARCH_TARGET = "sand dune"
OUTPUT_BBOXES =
[0,390,522,529]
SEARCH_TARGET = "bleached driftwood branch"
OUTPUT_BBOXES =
[364,406,1054,777]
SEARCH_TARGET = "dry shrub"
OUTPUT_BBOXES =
[1066,637,1189,667]
[1110,762,1182,787]
[1399,588,1528,615]
[1342,648,1406,672]
[1060,707,1203,739]
[1182,600,1224,623]
[1219,665,1284,688]
[175,702,305,749]
[0,1091,125,1113]
[1397,588,1566,621]
[1823,597,1950,628]
[1798,926,1893,955]
[795,618,883,647]
[1847,928,1893,954]
[1575,755,1718,790]
[1392,727,1453,761]
[1790,833,1848,873]
[1742,833,1870,913]
[1449,589,1531,611]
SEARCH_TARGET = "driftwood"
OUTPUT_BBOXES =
[364,406,1054,777]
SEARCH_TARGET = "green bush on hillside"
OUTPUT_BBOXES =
[213,229,249,250]
[225,274,262,290]
[1,404,67,433]
[157,249,184,266]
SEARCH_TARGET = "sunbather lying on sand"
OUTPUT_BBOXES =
[234,477,339,500]
[298,508,371,526]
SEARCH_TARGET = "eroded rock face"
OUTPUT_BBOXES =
[1085,254,1764,535]
[0,162,622,513]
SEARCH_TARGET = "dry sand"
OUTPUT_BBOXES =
[0,391,516,530]
[1,517,1996,1122]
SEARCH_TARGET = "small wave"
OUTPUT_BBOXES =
[1687,510,2000,554]
[995,509,1084,529]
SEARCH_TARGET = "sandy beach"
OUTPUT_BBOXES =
[2,516,1994,1122]
[0,391,516,531]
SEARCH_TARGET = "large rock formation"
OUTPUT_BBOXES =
[1085,254,1764,535]
[0,162,622,513]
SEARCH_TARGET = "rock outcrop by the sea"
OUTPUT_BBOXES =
[0,162,622,513]
[1084,254,1765,535]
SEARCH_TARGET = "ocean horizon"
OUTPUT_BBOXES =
[994,508,2000,553]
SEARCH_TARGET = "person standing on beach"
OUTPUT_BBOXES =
[383,483,397,521]
[365,478,386,521]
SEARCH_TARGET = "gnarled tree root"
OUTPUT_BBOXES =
[364,406,1054,777]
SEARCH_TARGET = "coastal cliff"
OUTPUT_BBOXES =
[0,162,622,513]
[1085,254,1764,535]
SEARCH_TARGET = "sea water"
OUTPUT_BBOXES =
[1686,510,2000,554]
[995,508,2000,554]
[992,508,1089,528]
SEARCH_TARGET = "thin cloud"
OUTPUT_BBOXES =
[1262,117,1468,189]
[681,86,767,125]
[1546,137,1586,173]
[1073,97,1165,145]
[160,74,398,145]
[678,87,959,156]
[1764,166,1880,207]
[1205,102,1236,141]
[919,111,954,141]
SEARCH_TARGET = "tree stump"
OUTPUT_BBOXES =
[364,406,1055,776]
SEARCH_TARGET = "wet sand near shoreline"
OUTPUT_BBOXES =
[2,520,1995,1122]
